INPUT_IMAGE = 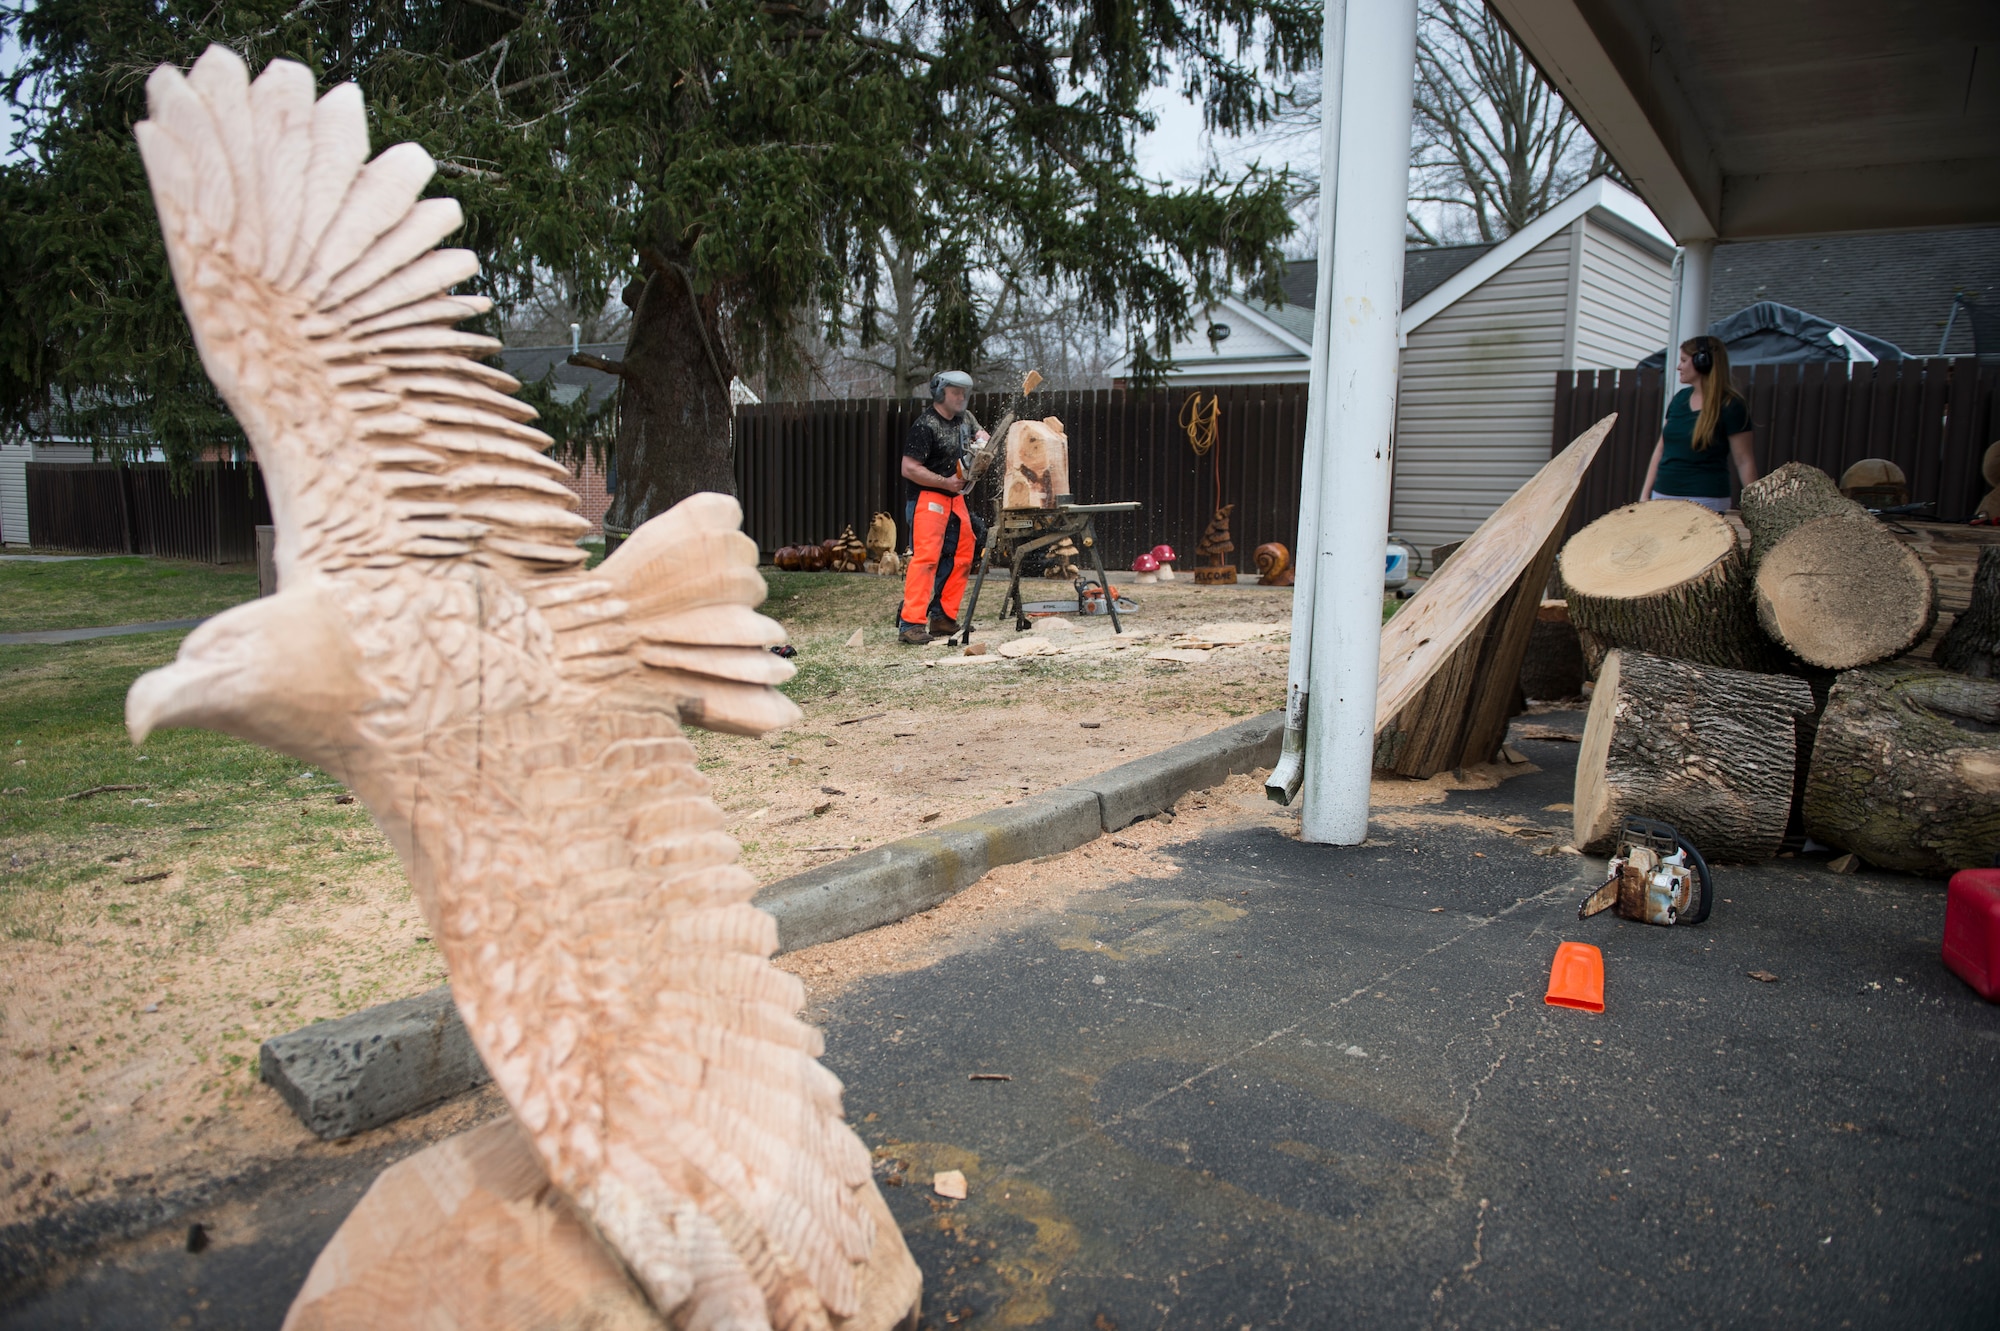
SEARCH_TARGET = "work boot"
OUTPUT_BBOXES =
[929,615,959,638]
[898,624,933,645]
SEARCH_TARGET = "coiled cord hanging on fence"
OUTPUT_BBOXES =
[1179,391,1221,457]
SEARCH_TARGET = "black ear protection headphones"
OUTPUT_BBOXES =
[1690,337,1715,374]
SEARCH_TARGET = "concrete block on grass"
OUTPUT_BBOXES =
[755,785,1102,952]
[1076,711,1284,830]
[259,985,488,1140]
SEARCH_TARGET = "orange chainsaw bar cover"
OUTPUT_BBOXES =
[1545,941,1605,1012]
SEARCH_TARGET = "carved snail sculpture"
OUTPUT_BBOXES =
[1253,542,1294,587]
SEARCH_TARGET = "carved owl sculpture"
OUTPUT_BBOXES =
[129,47,916,1331]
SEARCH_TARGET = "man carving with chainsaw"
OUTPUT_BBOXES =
[899,370,990,644]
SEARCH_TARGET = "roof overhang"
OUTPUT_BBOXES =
[1487,0,2000,241]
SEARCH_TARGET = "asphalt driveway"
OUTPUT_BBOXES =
[8,722,1997,1329]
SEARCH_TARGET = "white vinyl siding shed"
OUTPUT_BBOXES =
[1136,178,1675,556]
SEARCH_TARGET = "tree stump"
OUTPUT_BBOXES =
[1740,464,1936,670]
[1519,601,1584,701]
[1938,546,2000,679]
[1558,500,1776,675]
[1573,649,1817,862]
[1801,661,2000,875]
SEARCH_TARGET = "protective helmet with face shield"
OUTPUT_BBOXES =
[929,370,974,402]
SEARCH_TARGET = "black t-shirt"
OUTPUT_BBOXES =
[902,406,983,502]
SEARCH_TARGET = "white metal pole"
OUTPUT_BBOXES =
[1298,0,1419,845]
[1265,0,1348,807]
[1676,239,1714,355]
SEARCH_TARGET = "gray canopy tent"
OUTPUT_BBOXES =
[1636,300,1907,370]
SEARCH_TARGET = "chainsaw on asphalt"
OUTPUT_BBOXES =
[1579,818,1713,927]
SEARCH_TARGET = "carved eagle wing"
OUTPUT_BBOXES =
[132,47,902,1331]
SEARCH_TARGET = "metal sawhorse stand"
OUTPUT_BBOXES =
[951,502,1142,644]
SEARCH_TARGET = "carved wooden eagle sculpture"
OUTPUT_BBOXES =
[129,46,913,1331]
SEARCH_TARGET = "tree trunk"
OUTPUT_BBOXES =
[1937,546,2000,680]
[1558,500,1777,675]
[1573,649,1817,862]
[1801,661,2000,876]
[604,252,738,538]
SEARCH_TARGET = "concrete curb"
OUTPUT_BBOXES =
[259,710,1283,1138]
[258,986,487,1140]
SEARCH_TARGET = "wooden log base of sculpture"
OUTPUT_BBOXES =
[1518,600,1585,702]
[1558,499,1776,676]
[1937,546,2000,679]
[1742,463,1936,670]
[1253,542,1294,586]
[1194,505,1237,584]
[1370,415,1615,777]
[1801,661,2000,876]
[285,1116,921,1331]
[1573,649,1816,862]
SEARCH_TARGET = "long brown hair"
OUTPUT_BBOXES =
[1683,335,1742,451]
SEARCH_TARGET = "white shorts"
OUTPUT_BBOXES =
[1651,492,1731,513]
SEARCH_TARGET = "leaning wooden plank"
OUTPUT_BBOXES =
[1374,414,1616,735]
[1375,520,1565,776]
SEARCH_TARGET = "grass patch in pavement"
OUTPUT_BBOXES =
[0,556,259,634]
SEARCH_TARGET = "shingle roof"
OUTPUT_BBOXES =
[1277,246,1496,314]
[498,343,626,411]
[1709,228,2000,358]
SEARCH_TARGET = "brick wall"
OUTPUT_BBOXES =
[560,454,612,537]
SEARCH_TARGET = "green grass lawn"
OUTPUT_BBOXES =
[0,633,397,948]
[0,557,259,634]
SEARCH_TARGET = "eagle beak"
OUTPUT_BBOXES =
[127,657,229,745]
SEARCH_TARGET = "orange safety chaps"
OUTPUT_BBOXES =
[900,491,974,627]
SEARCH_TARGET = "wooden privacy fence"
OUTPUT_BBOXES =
[26,462,272,562]
[1553,357,1999,537]
[733,383,1310,572]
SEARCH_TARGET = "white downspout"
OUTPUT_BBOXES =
[1296,0,1420,845]
[1266,0,1348,808]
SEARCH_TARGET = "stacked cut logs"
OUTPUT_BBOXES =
[1562,461,2000,873]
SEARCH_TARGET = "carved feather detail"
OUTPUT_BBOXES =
[127,46,899,1331]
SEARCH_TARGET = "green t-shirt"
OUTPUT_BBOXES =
[1655,387,1752,498]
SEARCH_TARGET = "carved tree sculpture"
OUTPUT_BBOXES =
[130,47,917,1331]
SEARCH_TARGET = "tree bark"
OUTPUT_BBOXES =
[1518,601,1584,701]
[604,250,738,537]
[1740,462,1857,570]
[1558,500,1777,675]
[1937,546,2000,680]
[1801,661,2000,876]
[1573,649,1817,862]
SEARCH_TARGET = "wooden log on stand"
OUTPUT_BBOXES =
[1558,500,1777,675]
[1937,546,2000,680]
[1740,463,1937,670]
[1801,661,2000,875]
[1573,649,1817,862]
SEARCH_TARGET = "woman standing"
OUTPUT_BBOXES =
[1639,335,1758,510]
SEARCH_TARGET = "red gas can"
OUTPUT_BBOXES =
[1943,869,2000,1001]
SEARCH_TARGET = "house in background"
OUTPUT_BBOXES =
[1129,176,1677,554]
[0,434,164,549]
[1708,227,2000,358]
